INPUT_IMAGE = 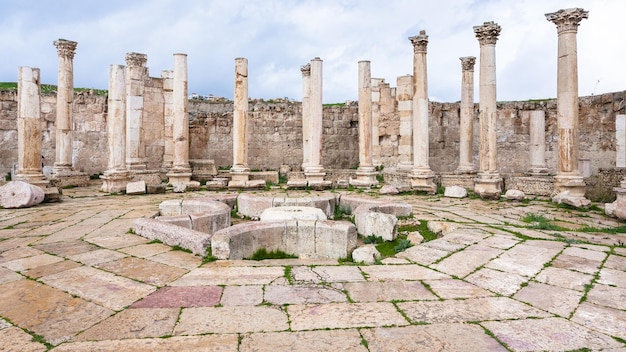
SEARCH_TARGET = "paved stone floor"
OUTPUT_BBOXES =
[0,182,625,351]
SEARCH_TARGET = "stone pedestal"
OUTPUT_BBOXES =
[166,53,192,190]
[605,179,626,221]
[409,30,436,193]
[473,21,503,199]
[440,174,475,191]
[456,56,477,174]
[351,60,378,188]
[546,8,589,202]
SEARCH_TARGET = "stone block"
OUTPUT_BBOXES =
[146,184,166,194]
[159,199,183,216]
[505,189,525,201]
[354,207,397,241]
[126,181,146,195]
[260,206,327,222]
[0,181,45,208]
[133,218,211,256]
[187,181,201,191]
[352,244,380,265]
[156,214,192,229]
[444,185,468,198]
[236,194,273,219]
[379,185,399,195]
[427,221,458,236]
[313,220,357,259]
[407,231,424,245]
[552,191,591,209]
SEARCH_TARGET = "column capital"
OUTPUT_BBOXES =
[545,8,588,34]
[409,30,428,53]
[53,39,77,60]
[300,63,311,77]
[473,21,501,45]
[125,52,147,67]
[460,56,476,71]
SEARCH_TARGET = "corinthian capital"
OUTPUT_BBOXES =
[409,30,429,54]
[473,21,501,45]
[460,56,476,71]
[300,63,311,77]
[125,52,147,67]
[546,8,588,34]
[53,39,78,60]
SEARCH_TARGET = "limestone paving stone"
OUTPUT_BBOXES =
[40,266,156,311]
[174,306,288,335]
[84,233,148,250]
[131,286,222,308]
[486,242,563,277]
[34,225,96,244]
[291,265,365,284]
[598,267,626,287]
[478,234,520,249]
[0,253,64,271]
[572,302,626,340]
[0,326,48,352]
[31,239,99,257]
[344,280,437,302]
[614,247,626,256]
[423,278,495,299]
[171,266,284,286]
[74,307,179,341]
[148,250,202,270]
[604,254,626,271]
[430,244,503,278]
[422,239,467,252]
[0,318,10,329]
[264,284,347,305]
[118,242,173,258]
[68,248,128,266]
[52,334,239,352]
[561,245,608,261]
[465,267,528,296]
[21,259,81,279]
[442,230,491,245]
[482,317,622,352]
[240,329,367,352]
[0,266,22,284]
[396,245,450,265]
[0,279,113,346]
[96,257,188,286]
[533,266,593,291]
[551,254,603,274]
[0,246,43,263]
[288,302,408,331]
[573,243,612,252]
[361,323,507,352]
[397,297,551,324]
[513,281,583,317]
[220,285,263,306]
[586,283,626,310]
[360,264,449,281]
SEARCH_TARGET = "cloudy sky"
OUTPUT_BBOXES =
[0,0,623,103]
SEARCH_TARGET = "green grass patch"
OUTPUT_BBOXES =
[202,247,218,264]
[246,248,297,261]
[147,239,163,244]
[393,239,413,253]
[284,265,294,285]
[126,228,136,234]
[398,219,438,242]
[577,225,626,234]
[362,235,384,244]
[375,235,414,257]
[520,212,568,231]
[171,245,192,253]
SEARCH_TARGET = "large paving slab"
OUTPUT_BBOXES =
[361,323,507,352]
[485,241,564,277]
[571,302,626,340]
[343,280,437,302]
[430,244,503,278]
[67,248,128,266]
[0,253,63,271]
[95,257,188,286]
[40,266,156,310]
[585,283,626,310]
[263,284,347,305]
[174,306,289,334]
[0,266,22,284]
[396,244,450,265]
[0,326,48,352]
[291,265,365,283]
[0,279,113,345]
[220,285,263,306]
[31,239,99,257]
[423,278,495,299]
[533,266,594,291]
[131,285,223,308]
[73,307,179,341]
[288,302,408,330]
[171,266,284,286]
[240,329,367,352]
[463,267,528,296]
[513,281,583,317]
[52,334,239,351]
[359,264,449,281]
[482,317,623,351]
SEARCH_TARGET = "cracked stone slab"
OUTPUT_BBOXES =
[67,248,128,266]
[0,326,47,352]
[264,284,347,305]
[21,260,81,279]
[361,323,507,352]
[52,335,239,352]
[40,266,156,311]
[0,266,22,285]
[344,280,437,302]
[131,286,222,308]
[430,244,503,278]
[486,242,563,277]
[240,329,367,352]
[465,268,528,296]
[482,317,622,351]
[174,306,288,334]
[96,257,188,286]
[360,264,449,281]
[288,302,408,331]
[422,239,467,252]
[396,245,450,265]
[31,240,99,257]
[586,283,626,310]
[0,279,113,346]
[571,302,626,340]
[478,234,520,249]
[561,246,608,261]
[291,265,365,284]
[423,279,495,299]
[74,307,179,341]
[533,266,593,291]
[118,243,173,258]
[220,285,263,306]
[597,267,626,288]
[604,254,626,271]
[148,250,202,270]
[396,297,550,324]
[550,254,603,274]
[0,253,64,271]
[171,266,284,286]
[513,281,583,317]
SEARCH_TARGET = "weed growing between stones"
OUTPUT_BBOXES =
[203,248,218,263]
[246,248,297,261]
[284,266,294,285]
[171,245,192,253]
[521,212,568,231]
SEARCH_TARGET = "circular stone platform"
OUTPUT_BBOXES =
[260,206,327,222]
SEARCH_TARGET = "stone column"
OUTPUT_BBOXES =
[528,110,549,174]
[15,67,47,187]
[371,78,384,166]
[546,8,589,202]
[300,63,311,171]
[52,39,77,174]
[409,30,436,193]
[473,21,503,199]
[125,52,148,171]
[351,60,378,187]
[161,69,174,171]
[166,53,192,190]
[396,75,413,171]
[101,65,130,193]
[456,56,476,174]
[304,57,328,188]
[617,114,626,168]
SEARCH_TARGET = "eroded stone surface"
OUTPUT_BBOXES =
[264,284,347,305]
[131,286,222,308]
[513,281,583,317]
[344,280,437,302]
[288,302,408,331]
[220,285,263,306]
[465,267,528,296]
[360,264,449,281]
[534,266,593,291]
[53,335,239,351]
[430,244,503,278]
[241,329,367,352]
[171,266,284,286]
[571,302,626,339]
[424,279,495,299]
[175,306,288,334]
[74,307,179,341]
[96,257,188,286]
[0,326,48,352]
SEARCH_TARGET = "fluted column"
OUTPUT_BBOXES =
[15,67,47,186]
[456,56,476,173]
[546,8,589,199]
[301,63,311,171]
[528,110,549,174]
[351,60,378,187]
[52,39,77,174]
[473,21,503,199]
[409,30,435,193]
[167,53,192,190]
[125,52,148,170]
[100,65,130,193]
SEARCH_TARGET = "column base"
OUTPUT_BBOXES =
[526,166,550,176]
[455,165,477,174]
[14,172,49,188]
[305,170,332,190]
[166,170,192,193]
[605,184,626,221]
[554,174,586,197]
[410,168,436,194]
[473,172,502,200]
[49,170,91,188]
[126,159,147,171]
[228,168,266,190]
[100,170,131,193]
[441,173,476,190]
[349,167,379,188]
[396,163,413,173]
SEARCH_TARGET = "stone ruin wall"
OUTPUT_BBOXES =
[0,88,624,181]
